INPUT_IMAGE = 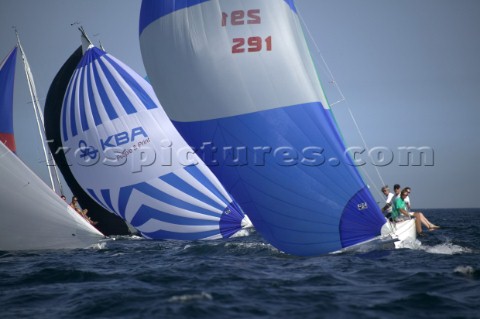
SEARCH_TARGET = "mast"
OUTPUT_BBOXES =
[15,30,63,194]
[78,26,93,53]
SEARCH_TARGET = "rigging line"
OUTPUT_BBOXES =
[296,8,386,199]
[15,30,63,194]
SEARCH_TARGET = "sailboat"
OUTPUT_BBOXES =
[44,45,132,236]
[0,43,104,251]
[138,0,416,256]
[59,36,251,240]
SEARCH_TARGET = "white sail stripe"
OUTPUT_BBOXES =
[68,66,87,139]
[88,63,116,132]
[93,59,129,119]
[106,54,161,106]
[135,218,219,234]
[147,177,223,215]
[80,65,98,133]
[174,168,231,207]
[72,66,83,138]
[124,188,219,224]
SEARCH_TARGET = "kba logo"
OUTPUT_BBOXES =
[100,127,148,151]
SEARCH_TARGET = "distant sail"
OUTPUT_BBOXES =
[139,0,387,255]
[61,45,251,240]
[0,47,17,152]
[44,46,131,236]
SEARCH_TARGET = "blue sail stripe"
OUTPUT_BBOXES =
[160,168,226,212]
[141,228,220,240]
[139,0,209,35]
[183,165,229,207]
[103,54,158,110]
[285,0,296,12]
[130,205,218,227]
[78,64,89,132]
[91,57,118,121]
[96,54,137,115]
[139,0,297,35]
[86,63,103,126]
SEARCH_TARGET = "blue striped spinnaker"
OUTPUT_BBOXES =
[61,46,250,240]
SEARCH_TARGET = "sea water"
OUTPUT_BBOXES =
[1,209,479,319]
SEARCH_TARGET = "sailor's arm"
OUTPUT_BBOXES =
[399,208,410,218]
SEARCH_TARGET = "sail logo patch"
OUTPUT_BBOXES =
[100,126,148,151]
[78,140,99,160]
[357,202,368,211]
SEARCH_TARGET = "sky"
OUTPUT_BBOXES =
[0,0,479,209]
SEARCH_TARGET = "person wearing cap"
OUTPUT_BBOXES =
[381,185,394,218]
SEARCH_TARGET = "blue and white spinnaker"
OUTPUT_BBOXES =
[61,45,251,240]
[139,0,388,255]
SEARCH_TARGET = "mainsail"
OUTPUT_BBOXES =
[0,46,104,250]
[139,0,387,255]
[61,44,251,240]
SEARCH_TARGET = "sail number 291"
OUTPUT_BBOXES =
[221,9,272,54]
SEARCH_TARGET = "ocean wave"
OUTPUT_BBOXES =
[453,265,478,278]
[168,292,213,303]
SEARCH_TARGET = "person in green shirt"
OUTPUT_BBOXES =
[392,189,440,235]
[392,190,411,221]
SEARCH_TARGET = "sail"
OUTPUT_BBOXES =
[44,46,131,236]
[60,45,250,240]
[0,47,17,152]
[139,0,387,255]
[0,141,104,250]
[15,35,63,193]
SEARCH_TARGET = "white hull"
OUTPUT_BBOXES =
[390,218,418,249]
[0,142,105,251]
[333,218,417,254]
